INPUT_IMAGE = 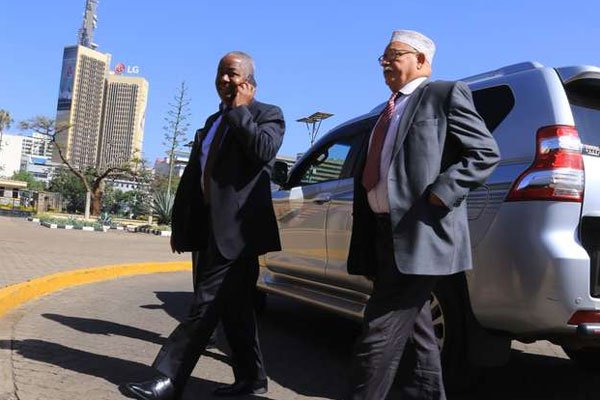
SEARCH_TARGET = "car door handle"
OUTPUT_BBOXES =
[313,193,332,205]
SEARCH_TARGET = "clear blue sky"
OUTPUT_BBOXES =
[1,0,599,164]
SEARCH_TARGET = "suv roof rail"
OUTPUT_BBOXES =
[462,61,545,84]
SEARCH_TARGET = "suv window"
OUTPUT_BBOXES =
[294,139,354,186]
[471,85,515,133]
[288,118,376,188]
[566,78,600,146]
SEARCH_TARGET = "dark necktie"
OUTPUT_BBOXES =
[202,115,228,201]
[362,92,399,191]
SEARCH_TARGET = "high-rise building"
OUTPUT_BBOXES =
[54,45,111,168]
[97,74,148,169]
[153,149,191,179]
[53,1,149,171]
[22,133,53,159]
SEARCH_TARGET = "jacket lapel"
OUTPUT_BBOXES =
[391,81,429,159]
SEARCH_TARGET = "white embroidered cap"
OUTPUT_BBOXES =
[390,30,436,64]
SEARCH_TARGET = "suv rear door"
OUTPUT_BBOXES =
[559,67,600,297]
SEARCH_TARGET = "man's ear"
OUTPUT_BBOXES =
[247,74,257,87]
[416,53,427,68]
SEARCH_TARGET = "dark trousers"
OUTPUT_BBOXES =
[191,250,205,295]
[152,235,266,391]
[192,250,220,345]
[349,214,446,400]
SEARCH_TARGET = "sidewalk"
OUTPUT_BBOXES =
[0,216,191,400]
[0,216,188,289]
[0,216,591,400]
[0,216,345,399]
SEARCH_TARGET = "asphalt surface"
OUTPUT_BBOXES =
[5,271,600,400]
[0,216,187,288]
[2,216,600,399]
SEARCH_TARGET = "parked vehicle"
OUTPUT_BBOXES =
[258,62,600,389]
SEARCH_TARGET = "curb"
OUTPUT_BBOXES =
[135,226,172,237]
[0,261,191,319]
[39,220,112,232]
[28,218,161,235]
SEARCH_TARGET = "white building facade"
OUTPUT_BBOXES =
[0,134,24,178]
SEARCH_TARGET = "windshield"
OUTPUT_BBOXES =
[566,78,600,146]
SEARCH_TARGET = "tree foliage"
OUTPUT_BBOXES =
[10,171,46,191]
[163,81,191,198]
[20,115,144,216]
[103,159,153,218]
[151,174,181,196]
[48,167,88,213]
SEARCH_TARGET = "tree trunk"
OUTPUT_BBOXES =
[84,191,91,220]
[91,188,102,216]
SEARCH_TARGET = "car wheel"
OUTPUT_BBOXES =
[562,346,600,370]
[433,274,479,392]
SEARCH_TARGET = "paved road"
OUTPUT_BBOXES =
[1,216,599,399]
[5,272,600,400]
[0,216,187,288]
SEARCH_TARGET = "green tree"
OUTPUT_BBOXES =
[151,174,181,196]
[20,115,144,217]
[48,167,87,213]
[118,189,147,218]
[163,81,191,199]
[100,185,123,215]
[10,171,46,191]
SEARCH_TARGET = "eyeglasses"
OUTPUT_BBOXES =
[377,50,418,65]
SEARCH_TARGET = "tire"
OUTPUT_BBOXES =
[433,274,480,392]
[562,346,600,370]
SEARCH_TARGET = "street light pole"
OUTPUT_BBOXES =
[297,111,334,147]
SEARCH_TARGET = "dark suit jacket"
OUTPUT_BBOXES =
[171,100,285,260]
[348,80,500,276]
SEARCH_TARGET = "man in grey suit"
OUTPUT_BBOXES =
[346,30,500,399]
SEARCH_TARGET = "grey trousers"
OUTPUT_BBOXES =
[348,214,446,400]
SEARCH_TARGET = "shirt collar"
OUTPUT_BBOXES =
[398,76,428,96]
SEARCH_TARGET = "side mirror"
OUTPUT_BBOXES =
[272,160,289,187]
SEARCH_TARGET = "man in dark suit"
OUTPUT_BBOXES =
[346,30,500,399]
[122,51,285,399]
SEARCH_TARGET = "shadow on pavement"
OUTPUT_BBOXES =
[452,351,600,400]
[42,313,166,346]
[258,295,600,399]
[25,291,600,399]
[1,339,270,400]
[140,291,192,322]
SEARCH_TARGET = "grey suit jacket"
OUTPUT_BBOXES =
[348,80,500,276]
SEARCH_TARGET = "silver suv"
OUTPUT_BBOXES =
[260,62,600,388]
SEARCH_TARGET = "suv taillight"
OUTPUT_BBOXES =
[506,125,584,202]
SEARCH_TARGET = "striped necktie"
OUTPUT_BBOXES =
[362,92,399,191]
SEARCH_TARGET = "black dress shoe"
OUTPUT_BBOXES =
[213,379,268,396]
[120,376,177,400]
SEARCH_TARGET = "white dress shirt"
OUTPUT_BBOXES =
[367,77,428,213]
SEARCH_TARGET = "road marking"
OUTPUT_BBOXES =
[0,261,192,318]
